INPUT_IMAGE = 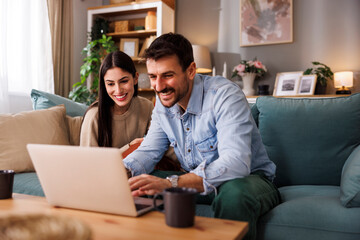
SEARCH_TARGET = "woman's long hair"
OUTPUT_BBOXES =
[87,51,138,147]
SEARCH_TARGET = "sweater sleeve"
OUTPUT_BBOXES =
[80,107,99,147]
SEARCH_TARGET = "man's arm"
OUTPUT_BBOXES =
[128,173,204,196]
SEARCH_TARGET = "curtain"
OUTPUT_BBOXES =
[0,0,54,114]
[47,0,73,98]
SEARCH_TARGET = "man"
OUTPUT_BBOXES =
[123,33,280,240]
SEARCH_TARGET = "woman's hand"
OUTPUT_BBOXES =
[129,138,143,146]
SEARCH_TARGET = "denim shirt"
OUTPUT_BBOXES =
[123,74,276,194]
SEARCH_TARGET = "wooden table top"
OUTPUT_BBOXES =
[0,194,248,240]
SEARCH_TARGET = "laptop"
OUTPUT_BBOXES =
[27,144,159,217]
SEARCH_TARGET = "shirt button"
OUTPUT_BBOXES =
[188,149,191,152]
[210,145,213,149]
[186,128,190,131]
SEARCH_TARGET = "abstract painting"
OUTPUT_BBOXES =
[240,0,293,47]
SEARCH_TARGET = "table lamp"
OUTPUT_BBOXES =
[334,71,353,94]
[192,45,212,74]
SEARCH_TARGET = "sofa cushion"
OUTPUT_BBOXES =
[340,145,360,207]
[0,105,70,172]
[258,185,360,240]
[254,94,360,187]
[66,115,83,146]
[31,89,87,117]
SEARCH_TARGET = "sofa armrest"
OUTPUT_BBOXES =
[340,144,360,207]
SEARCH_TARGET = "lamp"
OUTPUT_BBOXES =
[334,71,353,94]
[192,45,212,74]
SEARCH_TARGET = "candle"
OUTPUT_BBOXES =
[212,66,216,76]
[222,62,227,78]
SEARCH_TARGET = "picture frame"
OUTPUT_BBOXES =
[239,0,293,47]
[297,74,317,95]
[273,71,303,96]
[120,38,139,58]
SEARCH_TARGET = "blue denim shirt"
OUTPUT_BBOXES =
[123,74,276,194]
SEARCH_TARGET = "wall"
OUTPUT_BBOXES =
[175,0,360,94]
[72,0,103,89]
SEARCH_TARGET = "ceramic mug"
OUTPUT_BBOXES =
[0,170,15,199]
[153,187,197,228]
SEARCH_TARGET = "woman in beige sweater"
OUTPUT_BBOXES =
[80,51,179,171]
[80,51,153,148]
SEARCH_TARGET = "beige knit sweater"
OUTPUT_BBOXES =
[80,96,154,148]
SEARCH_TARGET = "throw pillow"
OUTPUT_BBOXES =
[31,89,88,117]
[340,145,360,207]
[66,115,83,146]
[0,105,70,172]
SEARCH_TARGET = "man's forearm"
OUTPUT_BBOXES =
[178,173,204,193]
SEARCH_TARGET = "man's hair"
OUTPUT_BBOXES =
[144,33,194,72]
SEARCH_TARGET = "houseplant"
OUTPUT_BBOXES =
[69,34,118,105]
[303,61,334,94]
[231,58,267,96]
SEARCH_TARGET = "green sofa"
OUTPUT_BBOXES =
[11,91,360,240]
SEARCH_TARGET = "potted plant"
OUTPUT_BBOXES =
[69,34,118,105]
[303,61,334,94]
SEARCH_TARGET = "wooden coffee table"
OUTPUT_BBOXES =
[0,194,248,240]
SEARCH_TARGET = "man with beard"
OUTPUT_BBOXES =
[123,33,280,240]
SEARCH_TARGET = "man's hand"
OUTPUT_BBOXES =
[128,174,171,197]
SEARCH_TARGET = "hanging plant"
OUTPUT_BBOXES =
[69,34,118,105]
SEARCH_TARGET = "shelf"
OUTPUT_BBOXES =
[107,30,157,39]
[138,88,154,92]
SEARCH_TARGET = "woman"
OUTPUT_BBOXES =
[80,51,153,148]
[80,51,180,171]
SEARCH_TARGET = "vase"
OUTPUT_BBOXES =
[241,73,257,96]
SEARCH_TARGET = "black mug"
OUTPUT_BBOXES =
[153,187,197,228]
[0,170,15,199]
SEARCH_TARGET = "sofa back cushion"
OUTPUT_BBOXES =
[253,93,360,187]
[0,105,70,172]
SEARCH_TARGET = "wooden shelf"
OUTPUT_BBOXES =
[107,30,157,39]
[138,88,154,92]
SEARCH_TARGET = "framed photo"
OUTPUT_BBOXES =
[120,38,139,58]
[239,0,293,47]
[297,74,317,95]
[273,71,303,96]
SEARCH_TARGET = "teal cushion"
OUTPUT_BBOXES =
[31,89,87,117]
[258,185,360,240]
[341,145,360,207]
[255,93,360,187]
[13,172,44,197]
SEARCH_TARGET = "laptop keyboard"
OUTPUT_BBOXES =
[135,203,151,211]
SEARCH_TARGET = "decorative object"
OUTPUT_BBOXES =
[334,71,353,94]
[114,20,129,32]
[297,74,317,95]
[110,0,134,4]
[139,35,156,57]
[138,73,151,89]
[90,18,110,41]
[120,38,139,58]
[212,66,216,76]
[222,62,227,78]
[145,11,157,30]
[192,45,212,74]
[232,58,267,96]
[303,61,334,94]
[273,71,303,96]
[69,34,118,105]
[258,84,270,95]
[239,0,293,47]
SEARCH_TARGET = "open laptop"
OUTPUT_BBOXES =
[27,144,159,217]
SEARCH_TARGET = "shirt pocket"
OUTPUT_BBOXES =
[195,134,219,164]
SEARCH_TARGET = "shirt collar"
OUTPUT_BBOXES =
[184,74,203,115]
[166,74,203,116]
